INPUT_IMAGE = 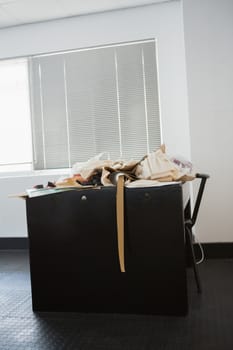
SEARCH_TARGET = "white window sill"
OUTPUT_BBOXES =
[0,168,72,179]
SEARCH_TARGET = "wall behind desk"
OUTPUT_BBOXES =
[183,0,233,242]
[0,174,68,237]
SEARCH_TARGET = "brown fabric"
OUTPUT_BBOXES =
[101,162,139,186]
[116,174,126,273]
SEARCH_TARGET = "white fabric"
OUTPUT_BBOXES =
[126,180,181,188]
[135,147,194,182]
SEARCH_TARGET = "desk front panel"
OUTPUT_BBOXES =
[26,184,188,315]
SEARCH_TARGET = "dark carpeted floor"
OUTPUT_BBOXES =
[0,250,233,350]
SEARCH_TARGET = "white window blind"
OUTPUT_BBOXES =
[29,40,161,170]
[0,58,32,172]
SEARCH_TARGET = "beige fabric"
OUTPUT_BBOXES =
[116,174,126,273]
[79,159,113,180]
[101,167,114,186]
[76,147,194,185]
[77,152,138,185]
[55,177,83,187]
[135,146,195,182]
[101,164,137,186]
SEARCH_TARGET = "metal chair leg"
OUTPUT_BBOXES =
[184,173,209,293]
[185,225,202,293]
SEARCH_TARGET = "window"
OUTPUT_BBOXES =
[0,58,32,173]
[0,40,161,173]
[29,39,161,170]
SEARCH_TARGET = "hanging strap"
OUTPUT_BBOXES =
[116,174,126,273]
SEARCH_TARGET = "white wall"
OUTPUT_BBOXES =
[0,173,69,238]
[183,0,233,242]
[0,0,191,237]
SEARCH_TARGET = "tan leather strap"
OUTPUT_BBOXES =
[116,174,126,273]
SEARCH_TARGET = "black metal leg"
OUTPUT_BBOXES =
[185,225,202,293]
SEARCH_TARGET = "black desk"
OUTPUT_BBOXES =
[26,184,188,315]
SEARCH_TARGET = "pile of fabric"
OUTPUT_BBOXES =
[55,145,194,189]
